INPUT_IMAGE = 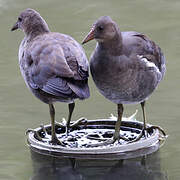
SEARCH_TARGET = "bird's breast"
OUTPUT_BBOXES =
[90,53,160,104]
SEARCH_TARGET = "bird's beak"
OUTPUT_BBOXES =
[82,27,95,44]
[11,21,19,31]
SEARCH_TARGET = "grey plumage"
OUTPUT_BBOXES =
[19,31,89,104]
[83,16,166,145]
[12,8,90,145]
[89,29,165,104]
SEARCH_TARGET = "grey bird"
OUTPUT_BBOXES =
[82,16,166,145]
[11,9,90,145]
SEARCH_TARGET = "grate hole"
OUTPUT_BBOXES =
[102,131,113,138]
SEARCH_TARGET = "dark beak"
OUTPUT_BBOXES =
[11,21,19,31]
[82,27,95,44]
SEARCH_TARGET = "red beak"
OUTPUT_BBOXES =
[82,27,95,44]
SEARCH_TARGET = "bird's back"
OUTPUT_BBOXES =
[19,32,90,104]
[90,31,165,104]
[121,31,166,78]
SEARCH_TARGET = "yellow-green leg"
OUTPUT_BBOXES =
[141,101,147,135]
[131,101,147,142]
[66,102,75,135]
[49,103,64,145]
[131,101,166,142]
[86,104,128,147]
[113,104,127,142]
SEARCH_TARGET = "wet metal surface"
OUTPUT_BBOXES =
[27,114,164,159]
[31,119,145,148]
[0,0,179,179]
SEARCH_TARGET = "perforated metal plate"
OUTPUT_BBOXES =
[27,113,166,159]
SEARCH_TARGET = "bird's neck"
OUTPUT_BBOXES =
[25,23,50,40]
[98,31,123,56]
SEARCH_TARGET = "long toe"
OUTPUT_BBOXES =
[70,117,87,128]
[40,124,48,136]
[147,125,167,137]
[129,126,159,143]
[129,126,151,143]
[65,126,70,137]
[130,130,145,143]
[26,128,43,142]
[51,135,65,146]
[113,131,129,143]
[65,117,88,136]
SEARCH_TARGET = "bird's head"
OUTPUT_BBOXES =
[11,8,49,35]
[82,16,119,44]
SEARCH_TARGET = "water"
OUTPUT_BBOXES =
[0,0,179,179]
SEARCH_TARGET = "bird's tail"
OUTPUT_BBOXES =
[67,79,90,100]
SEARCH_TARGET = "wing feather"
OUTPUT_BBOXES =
[24,33,89,99]
[42,77,73,97]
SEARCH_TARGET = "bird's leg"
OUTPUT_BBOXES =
[113,104,123,142]
[65,102,87,135]
[131,101,147,142]
[86,104,128,147]
[141,101,147,137]
[141,101,166,138]
[65,102,75,135]
[113,104,129,142]
[49,103,64,146]
[131,101,166,143]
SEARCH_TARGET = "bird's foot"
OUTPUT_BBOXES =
[70,117,88,128]
[66,117,87,136]
[39,124,48,136]
[55,120,66,128]
[26,125,67,146]
[129,128,146,143]
[130,125,167,143]
[148,125,166,137]
[26,128,44,142]
[50,135,66,146]
[56,117,87,136]
[86,132,129,147]
[26,124,52,142]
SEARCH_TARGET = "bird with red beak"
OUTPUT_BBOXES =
[82,16,166,146]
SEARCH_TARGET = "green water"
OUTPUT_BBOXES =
[0,0,179,179]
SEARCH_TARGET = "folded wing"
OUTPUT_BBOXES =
[25,33,89,100]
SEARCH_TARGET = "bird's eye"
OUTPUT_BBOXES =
[18,17,22,22]
[98,26,104,31]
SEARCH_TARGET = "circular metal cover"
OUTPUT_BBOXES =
[27,113,166,160]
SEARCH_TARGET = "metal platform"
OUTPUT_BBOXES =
[27,112,166,160]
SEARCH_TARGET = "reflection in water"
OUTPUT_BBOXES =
[30,151,168,180]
